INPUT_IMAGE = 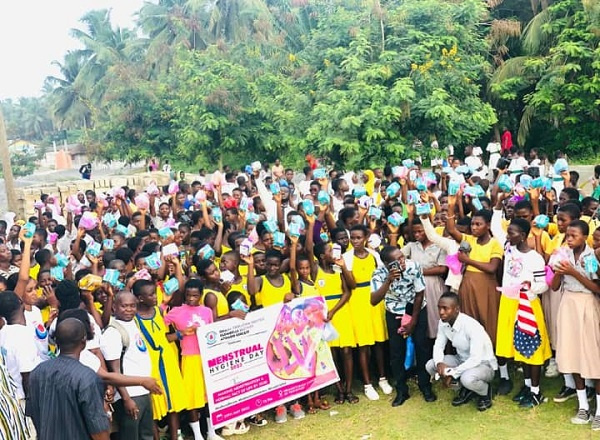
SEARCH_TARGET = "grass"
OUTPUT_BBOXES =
[241,374,597,440]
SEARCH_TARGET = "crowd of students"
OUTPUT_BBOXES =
[2,146,600,440]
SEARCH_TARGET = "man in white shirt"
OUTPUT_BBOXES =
[426,292,497,411]
[100,291,153,440]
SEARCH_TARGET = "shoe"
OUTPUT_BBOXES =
[545,358,559,378]
[497,378,513,396]
[248,415,267,427]
[289,403,305,420]
[553,386,577,403]
[592,415,600,431]
[587,386,595,402]
[275,405,287,423]
[379,378,393,395]
[422,387,437,403]
[392,392,410,407]
[449,378,461,391]
[520,391,544,408]
[512,386,530,403]
[452,387,474,407]
[364,384,380,401]
[221,421,250,436]
[477,387,493,412]
[571,408,591,425]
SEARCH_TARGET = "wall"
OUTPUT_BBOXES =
[14,172,172,219]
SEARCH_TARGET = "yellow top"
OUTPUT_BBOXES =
[352,254,377,285]
[299,280,319,298]
[204,287,229,317]
[461,234,504,273]
[546,232,566,256]
[259,274,291,307]
[315,268,343,299]
[230,275,250,305]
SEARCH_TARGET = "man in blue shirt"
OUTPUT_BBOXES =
[27,318,110,440]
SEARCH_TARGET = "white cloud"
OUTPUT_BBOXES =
[0,0,149,100]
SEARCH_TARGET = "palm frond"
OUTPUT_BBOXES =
[522,8,551,55]
[488,56,530,91]
[517,105,535,146]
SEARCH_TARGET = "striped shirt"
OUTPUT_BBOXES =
[26,355,109,440]
[0,352,29,440]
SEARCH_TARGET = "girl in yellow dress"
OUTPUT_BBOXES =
[342,224,390,401]
[313,241,358,404]
[132,279,186,440]
[195,259,230,320]
[289,232,331,413]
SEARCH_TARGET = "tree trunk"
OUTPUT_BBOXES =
[0,106,17,213]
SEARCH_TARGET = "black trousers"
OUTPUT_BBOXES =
[385,305,430,395]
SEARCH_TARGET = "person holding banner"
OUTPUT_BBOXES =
[371,246,436,407]
[164,280,222,440]
[289,230,331,414]
[313,241,358,405]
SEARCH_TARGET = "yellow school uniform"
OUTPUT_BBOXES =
[35,288,50,324]
[299,280,319,297]
[230,276,250,305]
[258,275,291,307]
[348,254,387,346]
[135,308,187,419]
[315,268,356,348]
[204,288,229,317]
[461,235,504,273]
[581,215,599,245]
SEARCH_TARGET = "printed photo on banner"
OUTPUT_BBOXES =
[197,296,340,428]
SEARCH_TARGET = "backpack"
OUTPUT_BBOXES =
[103,318,130,371]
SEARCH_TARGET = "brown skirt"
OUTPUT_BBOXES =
[542,287,563,350]
[424,275,446,339]
[458,271,500,347]
[556,291,600,378]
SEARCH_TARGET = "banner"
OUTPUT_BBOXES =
[197,296,339,428]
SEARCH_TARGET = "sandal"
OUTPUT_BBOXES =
[335,391,345,405]
[318,399,331,410]
[307,405,318,414]
[345,392,359,404]
[248,414,268,427]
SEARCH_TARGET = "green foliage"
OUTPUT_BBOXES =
[8,0,594,167]
[490,0,600,156]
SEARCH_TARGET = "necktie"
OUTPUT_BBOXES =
[514,289,541,358]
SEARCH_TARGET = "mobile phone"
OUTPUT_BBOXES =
[388,260,400,272]
[332,244,342,260]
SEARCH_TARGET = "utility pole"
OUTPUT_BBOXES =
[0,105,17,213]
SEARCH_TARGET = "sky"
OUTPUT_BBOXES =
[0,0,148,100]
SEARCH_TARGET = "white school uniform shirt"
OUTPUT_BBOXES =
[0,324,42,399]
[508,157,528,182]
[433,313,498,377]
[421,217,462,292]
[100,319,151,399]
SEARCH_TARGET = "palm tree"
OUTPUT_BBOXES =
[70,9,140,108]
[45,51,93,129]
